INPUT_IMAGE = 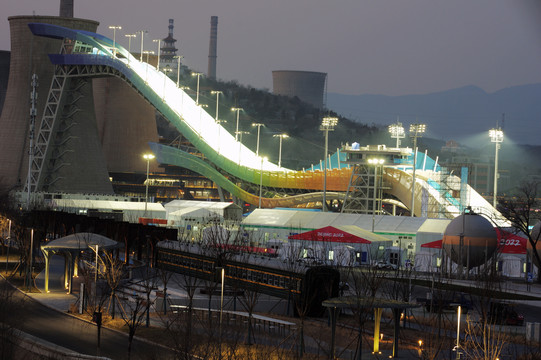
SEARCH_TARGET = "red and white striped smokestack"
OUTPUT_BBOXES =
[59,0,74,18]
[207,16,218,80]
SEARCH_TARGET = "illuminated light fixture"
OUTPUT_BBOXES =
[143,153,155,218]
[259,156,268,208]
[388,121,405,148]
[173,55,184,87]
[252,123,265,157]
[320,116,339,212]
[137,30,148,62]
[210,91,223,122]
[231,107,244,141]
[125,33,136,64]
[108,25,122,57]
[409,123,426,217]
[489,127,504,208]
[152,39,161,71]
[192,72,204,105]
[273,133,289,168]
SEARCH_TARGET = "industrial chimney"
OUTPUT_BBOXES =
[207,16,218,80]
[59,0,74,18]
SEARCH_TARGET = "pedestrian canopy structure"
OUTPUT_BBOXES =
[41,232,121,293]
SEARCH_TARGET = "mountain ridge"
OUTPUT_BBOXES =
[327,83,541,146]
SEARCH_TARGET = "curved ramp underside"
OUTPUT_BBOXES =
[29,23,500,219]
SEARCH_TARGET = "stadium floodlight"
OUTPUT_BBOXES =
[489,128,504,208]
[320,117,339,212]
[409,123,426,217]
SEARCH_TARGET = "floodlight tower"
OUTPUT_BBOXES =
[320,116,338,212]
[489,128,504,208]
[252,123,264,157]
[409,123,426,217]
[389,121,405,148]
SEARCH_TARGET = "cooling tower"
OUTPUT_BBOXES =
[272,70,327,109]
[0,51,10,114]
[93,78,159,173]
[0,16,112,193]
[207,16,218,80]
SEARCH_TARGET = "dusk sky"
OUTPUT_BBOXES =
[1,0,540,96]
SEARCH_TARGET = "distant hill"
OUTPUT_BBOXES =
[327,84,541,146]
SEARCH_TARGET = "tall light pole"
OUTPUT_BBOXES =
[192,72,203,105]
[236,131,250,165]
[137,30,147,61]
[489,127,504,209]
[389,121,405,148]
[455,305,462,359]
[273,133,288,168]
[108,25,122,57]
[320,117,338,212]
[152,39,161,71]
[259,156,267,208]
[143,153,155,218]
[174,55,183,87]
[409,123,426,217]
[163,67,172,99]
[143,51,154,83]
[252,123,264,157]
[125,34,136,64]
[211,90,223,122]
[231,107,243,141]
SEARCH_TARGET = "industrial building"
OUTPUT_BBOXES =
[272,70,327,109]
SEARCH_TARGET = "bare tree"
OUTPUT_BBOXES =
[498,180,541,281]
[119,293,148,360]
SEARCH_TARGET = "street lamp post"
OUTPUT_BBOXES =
[192,72,203,105]
[236,131,250,165]
[125,34,136,64]
[27,228,34,290]
[259,156,267,208]
[174,55,183,87]
[455,305,462,359]
[320,117,339,212]
[273,134,289,168]
[143,51,154,82]
[163,67,172,99]
[108,25,122,57]
[152,39,161,71]
[137,30,147,62]
[489,128,504,208]
[143,153,155,218]
[252,123,264,157]
[231,107,243,141]
[211,90,223,122]
[409,123,426,217]
[388,121,405,148]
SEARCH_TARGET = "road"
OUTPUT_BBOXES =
[2,278,173,360]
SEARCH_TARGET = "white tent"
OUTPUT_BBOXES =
[500,255,522,278]
[414,251,435,272]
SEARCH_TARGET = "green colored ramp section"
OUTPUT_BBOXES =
[149,142,345,208]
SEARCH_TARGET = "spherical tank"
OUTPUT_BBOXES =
[442,213,498,268]
[272,70,327,109]
[528,222,541,267]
